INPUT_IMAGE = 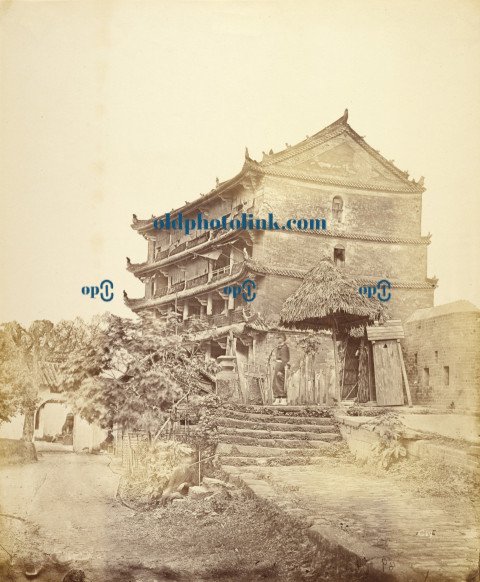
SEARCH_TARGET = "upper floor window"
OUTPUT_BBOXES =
[334,245,345,267]
[332,196,343,221]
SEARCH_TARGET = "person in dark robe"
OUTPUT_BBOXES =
[271,332,290,405]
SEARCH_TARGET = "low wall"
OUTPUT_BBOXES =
[336,415,478,473]
[0,438,37,466]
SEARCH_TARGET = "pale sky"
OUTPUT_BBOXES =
[1,0,479,326]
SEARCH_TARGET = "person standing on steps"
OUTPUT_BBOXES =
[271,332,290,405]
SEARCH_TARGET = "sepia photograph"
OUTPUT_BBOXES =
[0,1,479,581]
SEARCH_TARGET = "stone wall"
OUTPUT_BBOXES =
[252,270,433,325]
[403,310,480,410]
[258,176,423,239]
[253,230,428,282]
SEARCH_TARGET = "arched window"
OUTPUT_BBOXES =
[332,196,343,221]
[334,244,345,267]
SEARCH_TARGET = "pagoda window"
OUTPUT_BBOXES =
[334,245,345,267]
[332,196,343,221]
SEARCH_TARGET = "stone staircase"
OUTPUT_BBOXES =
[216,405,342,466]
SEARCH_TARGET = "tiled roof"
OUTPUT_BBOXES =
[125,259,437,312]
[39,362,62,388]
[258,112,423,192]
[125,262,252,311]
[131,112,424,234]
[250,260,436,289]
[127,227,431,280]
[132,170,247,234]
[247,159,421,194]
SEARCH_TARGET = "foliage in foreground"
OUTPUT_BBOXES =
[361,413,407,468]
[60,312,219,433]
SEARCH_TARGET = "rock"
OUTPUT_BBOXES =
[161,454,197,498]
[172,497,186,505]
[62,570,86,582]
[202,476,236,491]
[203,477,229,488]
[169,492,184,501]
[176,481,190,495]
[189,485,214,500]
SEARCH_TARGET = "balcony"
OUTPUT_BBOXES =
[154,280,186,298]
[155,232,211,262]
[185,273,209,289]
[154,262,243,299]
[179,308,246,330]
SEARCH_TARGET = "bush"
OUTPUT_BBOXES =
[126,440,195,502]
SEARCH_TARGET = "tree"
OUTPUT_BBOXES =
[0,321,51,439]
[60,313,218,433]
[0,318,95,440]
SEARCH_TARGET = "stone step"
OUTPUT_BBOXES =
[218,409,334,425]
[217,455,327,467]
[218,426,338,441]
[217,417,337,433]
[217,434,341,448]
[216,442,333,458]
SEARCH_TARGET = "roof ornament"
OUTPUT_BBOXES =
[216,177,220,187]
[418,176,425,187]
[132,214,138,224]
[342,108,348,123]
[269,149,273,155]
[123,290,128,299]
[126,257,131,266]
[285,143,291,148]
[245,146,250,160]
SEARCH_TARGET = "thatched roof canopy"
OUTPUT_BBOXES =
[280,258,387,331]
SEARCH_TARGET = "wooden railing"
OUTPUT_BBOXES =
[185,273,208,289]
[153,262,244,299]
[154,232,211,262]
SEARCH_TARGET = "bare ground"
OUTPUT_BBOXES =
[0,451,385,582]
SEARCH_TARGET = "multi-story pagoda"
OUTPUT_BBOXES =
[125,111,437,404]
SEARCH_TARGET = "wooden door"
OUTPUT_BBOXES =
[341,338,360,401]
[372,340,404,405]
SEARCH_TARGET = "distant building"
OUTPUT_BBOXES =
[403,300,480,411]
[125,111,436,404]
[0,362,106,452]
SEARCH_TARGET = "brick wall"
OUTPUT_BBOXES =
[251,244,434,324]
[252,230,428,282]
[259,176,423,239]
[403,312,480,410]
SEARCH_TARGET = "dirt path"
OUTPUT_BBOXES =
[0,452,383,582]
[224,457,480,581]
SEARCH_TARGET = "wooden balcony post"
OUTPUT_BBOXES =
[206,294,213,315]
[182,302,189,321]
[229,246,234,274]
